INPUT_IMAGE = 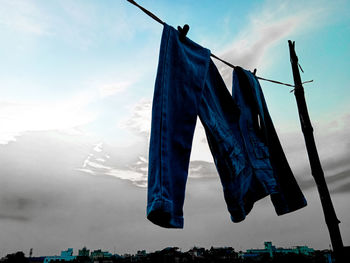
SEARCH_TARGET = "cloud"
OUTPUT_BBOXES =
[272,108,350,196]
[74,97,215,187]
[1,0,349,257]
[91,0,350,188]
[93,98,215,187]
[119,98,152,137]
[118,98,214,161]
[0,74,141,144]
[0,214,30,222]
[0,111,349,255]
[0,130,95,223]
[213,0,337,86]
[299,169,350,194]
[1,130,350,256]
[76,140,218,188]
[0,93,97,144]
[101,95,350,192]
[285,111,350,171]
[0,194,49,223]
[76,141,148,188]
[220,17,298,70]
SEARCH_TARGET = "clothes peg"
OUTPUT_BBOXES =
[177,24,190,42]
[253,68,257,75]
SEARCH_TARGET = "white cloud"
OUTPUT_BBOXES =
[78,142,148,188]
[105,169,147,188]
[214,0,337,86]
[0,93,97,144]
[93,142,103,153]
[119,98,152,136]
[117,98,213,164]
[112,94,350,186]
[0,69,143,144]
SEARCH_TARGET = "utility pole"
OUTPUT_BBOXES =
[288,40,344,262]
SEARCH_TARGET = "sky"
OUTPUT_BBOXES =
[0,0,350,258]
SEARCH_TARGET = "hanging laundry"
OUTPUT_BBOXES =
[232,67,307,217]
[147,24,306,229]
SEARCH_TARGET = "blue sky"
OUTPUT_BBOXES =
[0,0,350,257]
[0,0,349,144]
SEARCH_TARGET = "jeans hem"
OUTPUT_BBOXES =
[147,198,184,228]
[272,194,308,216]
[228,183,277,223]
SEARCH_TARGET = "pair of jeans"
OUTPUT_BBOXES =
[232,67,307,216]
[147,24,306,228]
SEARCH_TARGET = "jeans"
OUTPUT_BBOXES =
[147,24,306,228]
[232,67,307,216]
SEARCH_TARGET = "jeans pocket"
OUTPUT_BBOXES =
[225,144,245,177]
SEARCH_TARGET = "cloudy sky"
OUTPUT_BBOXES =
[0,0,350,257]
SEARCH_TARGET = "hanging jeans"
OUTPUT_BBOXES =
[147,24,307,228]
[232,67,307,218]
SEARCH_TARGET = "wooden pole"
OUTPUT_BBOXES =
[288,40,344,262]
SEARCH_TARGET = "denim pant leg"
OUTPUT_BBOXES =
[232,67,307,215]
[198,61,278,222]
[147,24,210,228]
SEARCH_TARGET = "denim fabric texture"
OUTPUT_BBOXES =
[147,24,307,229]
[232,67,307,216]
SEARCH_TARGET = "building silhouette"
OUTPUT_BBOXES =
[1,243,339,263]
[244,241,315,259]
[43,248,76,263]
[78,247,90,257]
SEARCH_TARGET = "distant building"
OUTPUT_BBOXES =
[78,247,90,257]
[90,249,112,260]
[244,241,315,259]
[188,247,205,258]
[28,256,46,263]
[136,250,146,256]
[150,247,182,263]
[43,248,76,263]
[208,247,237,261]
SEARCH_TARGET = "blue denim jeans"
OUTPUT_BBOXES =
[147,24,306,228]
[232,67,307,216]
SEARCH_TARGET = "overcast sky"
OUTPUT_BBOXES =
[0,0,350,258]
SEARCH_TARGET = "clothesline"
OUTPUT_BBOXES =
[126,0,313,89]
